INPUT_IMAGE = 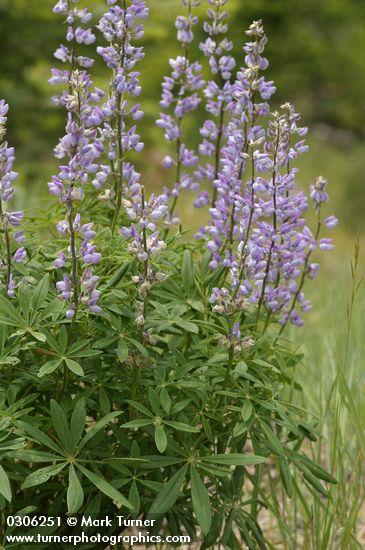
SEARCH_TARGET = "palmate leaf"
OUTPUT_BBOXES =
[67,464,84,514]
[128,480,140,514]
[290,452,337,484]
[65,358,84,377]
[164,421,200,433]
[122,419,153,429]
[0,294,23,326]
[38,359,62,378]
[126,337,149,358]
[5,450,64,463]
[31,275,50,311]
[0,465,12,502]
[125,400,153,418]
[21,463,67,490]
[190,466,212,535]
[200,454,267,466]
[117,340,129,363]
[77,411,123,452]
[50,400,73,452]
[148,464,188,517]
[181,249,195,296]
[279,456,293,498]
[148,387,160,415]
[174,319,199,334]
[70,399,86,449]
[67,339,102,358]
[260,421,284,455]
[16,421,64,455]
[154,425,167,453]
[77,464,133,509]
[18,283,32,323]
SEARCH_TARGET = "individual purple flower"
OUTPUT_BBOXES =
[80,268,101,315]
[310,176,329,207]
[54,252,67,269]
[56,274,72,301]
[81,242,102,265]
[7,274,16,298]
[66,305,76,320]
[13,247,27,263]
[319,238,335,251]
[325,215,338,228]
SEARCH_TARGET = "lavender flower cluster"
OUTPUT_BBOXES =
[0,100,26,297]
[154,4,336,330]
[156,0,204,223]
[199,20,337,329]
[2,0,336,334]
[96,0,147,230]
[50,0,167,324]
[50,0,104,319]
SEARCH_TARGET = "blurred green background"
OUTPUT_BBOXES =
[1,2,364,541]
[0,0,364,265]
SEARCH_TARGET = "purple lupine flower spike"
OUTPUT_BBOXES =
[196,21,336,330]
[156,0,204,225]
[51,0,103,318]
[122,187,168,330]
[0,100,27,297]
[196,0,236,208]
[97,0,148,233]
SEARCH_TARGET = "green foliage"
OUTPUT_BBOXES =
[0,217,339,548]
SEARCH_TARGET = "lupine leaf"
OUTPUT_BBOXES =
[65,358,84,377]
[67,464,84,514]
[31,275,50,311]
[77,412,122,451]
[190,466,212,535]
[125,400,154,418]
[279,457,293,498]
[0,465,12,502]
[17,421,64,455]
[148,464,188,516]
[77,464,133,509]
[201,454,266,466]
[38,359,62,377]
[5,450,63,463]
[50,400,72,452]
[155,425,167,453]
[70,399,86,449]
[164,421,199,433]
[128,480,140,514]
[21,463,67,490]
[122,419,153,429]
[117,340,129,363]
[182,250,195,295]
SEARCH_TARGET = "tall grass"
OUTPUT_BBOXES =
[268,241,365,549]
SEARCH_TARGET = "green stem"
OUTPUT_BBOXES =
[111,93,124,235]
[0,199,12,289]
[111,2,127,234]
[223,317,235,393]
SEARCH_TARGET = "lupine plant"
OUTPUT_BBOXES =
[0,1,338,549]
